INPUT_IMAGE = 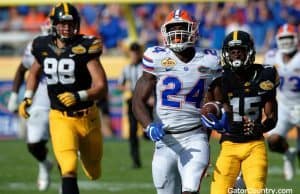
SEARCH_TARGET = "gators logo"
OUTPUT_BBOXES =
[71,44,86,54]
[259,80,274,90]
[161,58,176,68]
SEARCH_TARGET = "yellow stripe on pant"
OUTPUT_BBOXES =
[210,139,267,194]
[49,105,103,180]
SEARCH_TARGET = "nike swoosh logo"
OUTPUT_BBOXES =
[258,91,267,95]
[69,53,76,57]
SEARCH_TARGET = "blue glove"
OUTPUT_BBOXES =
[201,110,230,133]
[145,122,165,142]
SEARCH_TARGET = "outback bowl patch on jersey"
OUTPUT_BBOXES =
[71,44,86,54]
[259,80,274,90]
[161,57,176,68]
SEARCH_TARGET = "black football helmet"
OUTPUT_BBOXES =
[49,2,80,42]
[222,30,255,71]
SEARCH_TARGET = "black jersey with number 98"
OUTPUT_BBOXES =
[31,34,102,111]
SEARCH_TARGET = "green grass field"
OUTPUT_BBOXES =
[0,138,298,194]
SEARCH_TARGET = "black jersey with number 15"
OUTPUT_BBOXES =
[31,34,102,112]
[221,64,279,142]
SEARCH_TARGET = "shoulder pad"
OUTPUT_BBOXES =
[263,49,277,65]
[32,35,50,48]
[144,46,168,58]
[259,64,280,89]
[72,36,102,55]
[142,46,169,73]
[198,48,221,70]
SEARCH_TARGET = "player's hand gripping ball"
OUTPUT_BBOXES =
[200,101,223,120]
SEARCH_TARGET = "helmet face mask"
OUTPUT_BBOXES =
[49,3,80,42]
[276,24,298,54]
[161,9,198,52]
[55,20,77,40]
[222,31,255,71]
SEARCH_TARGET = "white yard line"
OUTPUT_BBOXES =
[1,167,299,191]
[4,181,153,191]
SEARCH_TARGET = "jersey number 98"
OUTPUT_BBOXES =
[44,58,75,85]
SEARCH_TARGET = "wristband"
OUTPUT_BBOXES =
[24,90,33,99]
[77,90,88,101]
[10,92,18,100]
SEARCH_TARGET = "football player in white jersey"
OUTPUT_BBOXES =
[132,9,224,194]
[7,21,53,191]
[264,23,300,181]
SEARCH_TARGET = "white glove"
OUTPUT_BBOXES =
[7,92,18,112]
[290,105,300,125]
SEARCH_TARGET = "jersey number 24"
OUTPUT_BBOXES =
[161,76,204,108]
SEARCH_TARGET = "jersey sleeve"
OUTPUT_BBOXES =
[31,36,44,65]
[21,41,34,69]
[86,37,102,59]
[263,49,277,65]
[259,65,280,101]
[203,49,223,80]
[142,47,156,75]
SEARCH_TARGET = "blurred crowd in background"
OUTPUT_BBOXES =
[0,0,300,55]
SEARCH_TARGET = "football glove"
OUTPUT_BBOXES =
[7,92,18,112]
[18,98,32,119]
[145,122,165,142]
[201,109,230,133]
[243,117,256,136]
[57,92,80,107]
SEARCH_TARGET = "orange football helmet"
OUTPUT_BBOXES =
[161,9,198,52]
[276,23,298,54]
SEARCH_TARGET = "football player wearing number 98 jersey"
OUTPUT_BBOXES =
[264,23,300,181]
[132,9,222,194]
[18,3,108,194]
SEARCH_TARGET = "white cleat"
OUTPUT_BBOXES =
[37,160,53,191]
[283,147,297,181]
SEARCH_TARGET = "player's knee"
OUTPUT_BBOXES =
[59,152,78,176]
[27,141,47,161]
[267,134,288,153]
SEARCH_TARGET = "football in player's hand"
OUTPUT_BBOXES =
[201,101,223,120]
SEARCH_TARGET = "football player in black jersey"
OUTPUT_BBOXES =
[18,3,108,194]
[202,31,279,194]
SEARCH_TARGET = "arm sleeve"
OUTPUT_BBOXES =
[87,38,103,59]
[142,48,156,75]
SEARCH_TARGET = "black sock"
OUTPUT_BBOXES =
[62,177,79,194]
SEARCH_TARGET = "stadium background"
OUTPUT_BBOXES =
[0,1,299,193]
